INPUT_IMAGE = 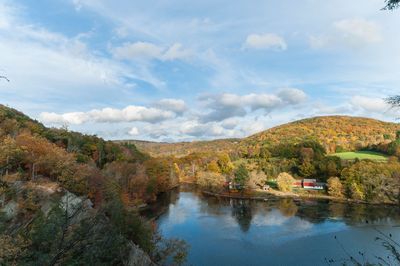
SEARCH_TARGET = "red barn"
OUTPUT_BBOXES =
[302,179,317,189]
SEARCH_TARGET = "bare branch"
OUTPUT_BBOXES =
[386,96,400,108]
[0,76,10,82]
[383,0,400,10]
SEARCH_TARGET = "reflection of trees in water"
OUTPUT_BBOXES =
[142,187,180,218]
[343,203,400,226]
[198,196,228,216]
[277,198,298,217]
[152,188,400,229]
[193,195,255,232]
[328,202,346,219]
[295,200,400,226]
[231,199,253,232]
[295,200,330,224]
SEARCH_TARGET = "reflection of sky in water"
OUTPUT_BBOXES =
[162,194,200,228]
[157,192,400,266]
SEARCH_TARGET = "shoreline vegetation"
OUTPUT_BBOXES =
[200,189,398,206]
[181,181,398,206]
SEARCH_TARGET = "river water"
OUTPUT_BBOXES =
[150,186,400,266]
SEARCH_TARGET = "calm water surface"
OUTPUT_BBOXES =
[151,186,400,266]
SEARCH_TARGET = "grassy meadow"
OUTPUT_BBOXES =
[330,151,388,161]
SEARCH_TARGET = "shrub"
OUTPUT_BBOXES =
[349,182,365,201]
[327,177,344,198]
[247,170,267,189]
[276,172,295,192]
[196,171,226,192]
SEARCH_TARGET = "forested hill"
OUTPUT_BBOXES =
[0,104,188,265]
[118,139,240,158]
[126,116,400,157]
[242,116,400,154]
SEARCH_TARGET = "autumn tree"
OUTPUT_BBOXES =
[234,164,249,191]
[0,136,23,176]
[15,133,75,181]
[247,170,267,190]
[217,153,234,174]
[327,177,344,198]
[341,161,400,203]
[298,160,316,178]
[196,171,226,192]
[207,160,220,173]
[145,158,172,194]
[276,172,295,192]
[318,156,342,180]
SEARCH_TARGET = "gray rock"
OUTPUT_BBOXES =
[125,242,157,266]
[2,200,18,219]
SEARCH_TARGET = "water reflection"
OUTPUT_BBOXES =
[154,186,400,266]
[150,186,400,232]
[231,199,253,232]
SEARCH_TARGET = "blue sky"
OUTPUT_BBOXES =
[0,0,399,141]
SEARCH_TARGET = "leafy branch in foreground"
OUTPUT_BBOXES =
[0,76,9,82]
[386,96,400,108]
[325,223,400,266]
[383,0,400,10]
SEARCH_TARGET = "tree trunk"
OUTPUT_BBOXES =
[32,163,36,180]
[5,155,9,176]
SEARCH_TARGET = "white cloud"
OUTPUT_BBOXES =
[153,98,187,114]
[128,127,140,136]
[0,1,151,113]
[350,96,390,113]
[244,33,287,50]
[310,18,382,49]
[71,0,85,11]
[179,121,236,137]
[242,93,283,110]
[0,2,14,29]
[162,43,191,61]
[334,18,381,44]
[221,117,240,129]
[39,105,176,125]
[112,41,190,61]
[112,41,163,60]
[199,89,307,122]
[278,88,307,104]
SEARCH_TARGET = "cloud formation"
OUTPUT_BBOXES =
[199,88,307,122]
[40,105,177,125]
[1,0,400,141]
[111,41,190,61]
[153,98,187,114]
[244,33,287,50]
[350,96,390,113]
[310,18,382,49]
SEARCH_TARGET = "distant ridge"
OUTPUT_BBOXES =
[123,116,400,156]
[243,116,400,153]
[116,138,240,158]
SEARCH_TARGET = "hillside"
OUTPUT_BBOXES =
[117,139,239,158]
[0,104,187,265]
[242,116,400,154]
[126,116,400,157]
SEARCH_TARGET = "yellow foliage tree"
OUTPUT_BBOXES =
[327,177,344,198]
[276,172,295,192]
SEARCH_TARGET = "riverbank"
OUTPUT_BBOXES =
[201,188,398,206]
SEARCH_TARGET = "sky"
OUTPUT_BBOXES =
[0,0,399,142]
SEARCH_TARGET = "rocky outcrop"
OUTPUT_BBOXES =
[126,242,157,266]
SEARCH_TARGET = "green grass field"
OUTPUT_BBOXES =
[330,151,388,161]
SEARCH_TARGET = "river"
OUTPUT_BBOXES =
[148,186,400,266]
